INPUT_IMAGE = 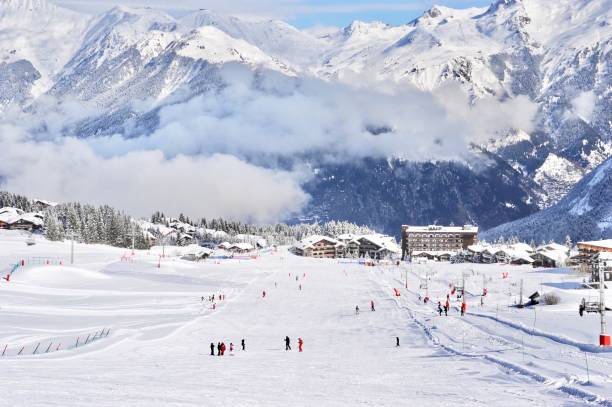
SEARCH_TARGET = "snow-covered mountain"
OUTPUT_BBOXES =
[0,0,610,236]
[482,156,612,242]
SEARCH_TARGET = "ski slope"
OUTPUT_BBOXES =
[0,230,610,406]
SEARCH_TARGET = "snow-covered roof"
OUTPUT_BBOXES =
[178,244,214,258]
[403,225,479,234]
[33,198,58,207]
[534,244,569,263]
[229,243,254,251]
[412,250,456,257]
[358,234,401,254]
[0,208,44,226]
[510,243,534,253]
[537,243,568,253]
[0,207,23,221]
[234,234,262,241]
[295,235,341,251]
[17,213,44,226]
[578,240,612,250]
[467,244,489,253]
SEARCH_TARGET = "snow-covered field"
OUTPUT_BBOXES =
[1,230,611,406]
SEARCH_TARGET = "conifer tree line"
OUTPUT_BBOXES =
[1,191,150,249]
[0,191,33,212]
[44,203,151,249]
[2,191,375,249]
[151,212,375,246]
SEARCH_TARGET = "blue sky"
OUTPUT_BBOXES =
[287,0,493,28]
[57,0,494,28]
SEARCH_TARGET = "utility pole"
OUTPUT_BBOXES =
[70,232,75,265]
[131,224,135,255]
[462,273,466,304]
[599,263,610,346]
[481,273,486,307]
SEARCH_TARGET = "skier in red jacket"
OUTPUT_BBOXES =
[298,338,303,352]
[461,302,467,316]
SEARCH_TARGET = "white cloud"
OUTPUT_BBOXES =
[54,0,428,19]
[571,91,596,122]
[0,124,308,222]
[86,66,538,164]
[0,64,538,224]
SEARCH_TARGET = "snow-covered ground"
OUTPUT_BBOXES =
[1,229,611,406]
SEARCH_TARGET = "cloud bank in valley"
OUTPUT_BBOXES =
[0,65,538,222]
[89,66,538,163]
[0,124,308,223]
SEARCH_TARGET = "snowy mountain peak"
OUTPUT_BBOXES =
[342,20,390,38]
[0,0,49,11]
[173,25,294,74]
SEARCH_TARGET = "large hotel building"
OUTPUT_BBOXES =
[401,225,478,259]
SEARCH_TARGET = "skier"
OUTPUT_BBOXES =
[217,342,221,356]
[241,338,245,351]
[262,290,266,298]
[396,337,400,347]
[371,300,375,312]
[444,299,450,316]
[285,336,291,350]
[210,342,215,356]
[220,342,226,356]
[298,337,303,352]
[299,284,302,291]
[201,296,204,302]
[461,302,467,317]
[355,305,360,315]
[230,343,234,352]
[437,301,443,316]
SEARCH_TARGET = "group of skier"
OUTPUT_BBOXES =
[355,300,376,315]
[285,336,304,352]
[436,294,467,317]
[211,339,245,356]
[202,293,226,302]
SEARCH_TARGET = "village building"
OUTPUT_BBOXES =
[0,208,44,231]
[578,239,612,255]
[401,225,478,260]
[357,235,401,260]
[293,235,343,258]
[235,234,268,249]
[531,243,570,268]
[179,244,213,261]
[577,239,612,265]
[412,250,454,262]
[336,234,360,257]
[228,243,255,253]
[218,242,232,250]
